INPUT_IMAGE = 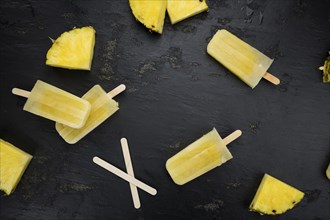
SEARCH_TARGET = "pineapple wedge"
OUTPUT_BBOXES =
[129,0,167,34]
[0,139,33,195]
[167,0,208,24]
[326,163,330,180]
[46,26,96,70]
[249,174,304,215]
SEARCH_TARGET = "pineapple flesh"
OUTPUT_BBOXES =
[167,0,208,24]
[0,139,33,195]
[129,0,167,34]
[249,174,304,215]
[46,26,96,70]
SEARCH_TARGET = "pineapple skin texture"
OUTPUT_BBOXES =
[321,52,330,83]
[0,139,33,195]
[46,26,96,70]
[167,0,208,24]
[129,0,167,34]
[249,174,304,215]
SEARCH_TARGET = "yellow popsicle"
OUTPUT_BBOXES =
[56,85,125,144]
[166,128,241,185]
[15,80,91,128]
[207,29,277,88]
[0,139,33,195]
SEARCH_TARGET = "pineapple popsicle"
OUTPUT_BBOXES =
[207,29,280,88]
[55,84,125,144]
[0,139,33,195]
[12,80,91,128]
[166,128,242,185]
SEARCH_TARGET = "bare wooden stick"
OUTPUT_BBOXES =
[107,84,126,99]
[12,88,30,98]
[121,138,141,209]
[223,130,242,146]
[263,72,280,85]
[93,156,157,196]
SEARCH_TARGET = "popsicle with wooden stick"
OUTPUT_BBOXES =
[55,84,125,144]
[207,29,280,88]
[121,138,141,209]
[166,128,242,185]
[12,80,91,128]
[93,156,157,196]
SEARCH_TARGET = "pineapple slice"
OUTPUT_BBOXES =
[0,139,33,195]
[167,0,208,24]
[249,174,304,215]
[129,0,167,34]
[326,163,330,180]
[46,26,96,70]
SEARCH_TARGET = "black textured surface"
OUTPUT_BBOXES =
[0,0,329,219]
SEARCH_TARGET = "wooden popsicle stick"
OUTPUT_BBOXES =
[93,156,157,196]
[120,138,141,209]
[12,88,30,98]
[12,84,126,99]
[263,72,280,85]
[223,130,242,145]
[107,84,126,99]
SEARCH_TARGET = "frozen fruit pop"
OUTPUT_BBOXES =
[166,128,242,185]
[207,29,280,88]
[12,80,91,128]
[55,84,125,144]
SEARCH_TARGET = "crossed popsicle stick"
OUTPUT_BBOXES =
[93,138,157,209]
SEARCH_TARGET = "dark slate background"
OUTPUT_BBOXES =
[0,0,329,219]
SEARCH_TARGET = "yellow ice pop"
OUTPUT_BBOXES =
[55,84,125,144]
[12,80,91,128]
[207,29,280,88]
[0,139,33,195]
[166,128,242,185]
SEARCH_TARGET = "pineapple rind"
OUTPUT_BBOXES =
[249,173,304,215]
[129,0,167,34]
[0,139,33,195]
[46,26,96,70]
[320,51,330,83]
[167,0,208,24]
